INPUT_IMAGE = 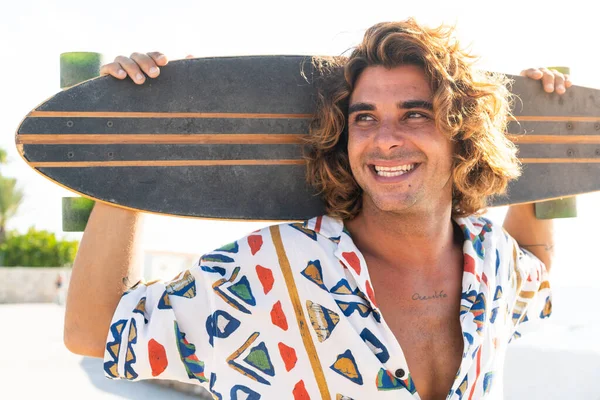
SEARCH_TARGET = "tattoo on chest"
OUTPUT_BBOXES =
[412,290,448,301]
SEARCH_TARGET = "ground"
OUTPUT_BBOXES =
[2,289,599,399]
[0,303,206,399]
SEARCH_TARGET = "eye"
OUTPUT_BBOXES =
[406,112,429,119]
[354,113,375,122]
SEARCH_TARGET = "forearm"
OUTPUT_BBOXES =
[64,202,144,357]
[503,203,555,272]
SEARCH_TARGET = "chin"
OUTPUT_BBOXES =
[366,194,418,214]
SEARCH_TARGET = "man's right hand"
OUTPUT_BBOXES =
[99,52,169,85]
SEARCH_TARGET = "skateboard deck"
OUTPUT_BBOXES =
[15,56,600,220]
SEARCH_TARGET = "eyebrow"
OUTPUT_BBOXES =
[348,100,433,114]
[348,102,375,114]
[401,100,433,110]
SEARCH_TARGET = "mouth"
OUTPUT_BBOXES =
[371,163,418,178]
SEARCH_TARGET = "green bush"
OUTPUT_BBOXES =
[0,227,79,267]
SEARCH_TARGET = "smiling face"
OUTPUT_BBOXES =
[347,64,455,216]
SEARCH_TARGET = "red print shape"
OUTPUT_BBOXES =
[365,280,377,307]
[248,235,263,255]
[314,216,323,232]
[342,252,361,275]
[270,301,288,331]
[278,342,298,371]
[148,338,168,377]
[464,254,477,276]
[256,265,274,294]
[293,380,310,400]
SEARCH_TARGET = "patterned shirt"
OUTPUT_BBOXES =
[104,215,551,399]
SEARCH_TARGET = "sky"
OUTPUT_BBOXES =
[1,0,599,285]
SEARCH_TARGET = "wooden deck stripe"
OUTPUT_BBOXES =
[29,111,313,119]
[269,225,331,400]
[521,158,600,163]
[30,159,304,168]
[18,133,600,146]
[16,134,306,145]
[513,116,600,122]
[29,112,599,122]
[508,135,600,144]
[28,158,600,168]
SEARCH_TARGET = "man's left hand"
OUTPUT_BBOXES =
[520,67,572,95]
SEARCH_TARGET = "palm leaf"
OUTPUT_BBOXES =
[0,175,24,228]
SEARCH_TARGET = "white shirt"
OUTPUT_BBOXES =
[104,214,551,399]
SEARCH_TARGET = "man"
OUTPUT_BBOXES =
[64,19,568,400]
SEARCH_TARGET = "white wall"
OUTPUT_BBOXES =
[0,267,71,303]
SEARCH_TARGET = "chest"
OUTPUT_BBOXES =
[367,263,465,400]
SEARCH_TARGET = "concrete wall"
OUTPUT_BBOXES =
[0,250,196,304]
[0,267,71,303]
[152,379,212,398]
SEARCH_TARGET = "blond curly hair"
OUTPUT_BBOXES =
[305,19,521,219]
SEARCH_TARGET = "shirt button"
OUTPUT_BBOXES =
[395,368,406,379]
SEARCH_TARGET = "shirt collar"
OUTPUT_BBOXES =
[302,215,345,243]
[301,214,492,314]
[302,215,379,309]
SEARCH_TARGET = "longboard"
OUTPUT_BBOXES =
[15,56,600,220]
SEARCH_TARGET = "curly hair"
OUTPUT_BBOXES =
[304,19,521,219]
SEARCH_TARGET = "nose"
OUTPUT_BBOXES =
[372,119,405,151]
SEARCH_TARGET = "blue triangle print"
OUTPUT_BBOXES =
[243,341,275,377]
[330,349,363,385]
[227,276,256,306]
[301,260,328,291]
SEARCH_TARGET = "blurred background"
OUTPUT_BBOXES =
[1,0,599,398]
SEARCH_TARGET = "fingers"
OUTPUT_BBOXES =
[132,52,165,79]
[115,55,148,84]
[99,62,127,79]
[147,52,169,66]
[520,68,544,80]
[541,68,556,93]
[521,67,571,95]
[99,52,169,84]
[551,71,566,95]
[564,74,573,88]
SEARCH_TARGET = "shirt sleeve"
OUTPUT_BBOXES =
[505,236,552,342]
[103,261,216,387]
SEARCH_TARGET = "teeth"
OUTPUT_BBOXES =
[377,170,407,177]
[374,164,415,172]
[374,164,415,176]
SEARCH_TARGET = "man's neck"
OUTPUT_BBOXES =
[344,201,462,277]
